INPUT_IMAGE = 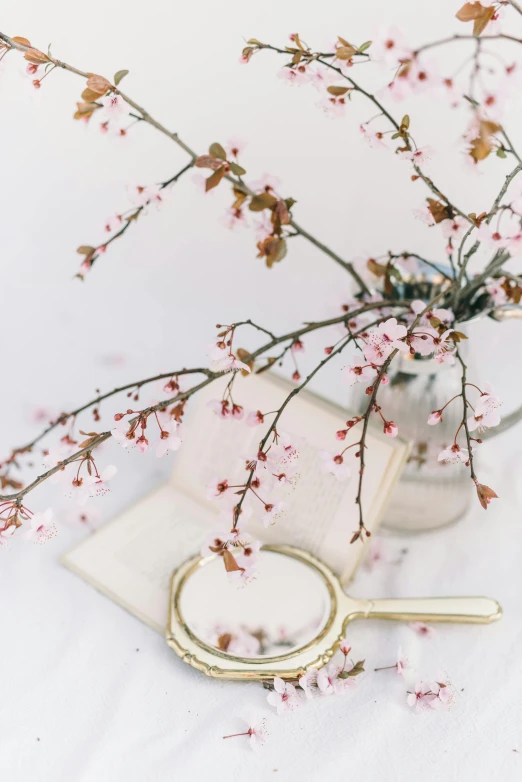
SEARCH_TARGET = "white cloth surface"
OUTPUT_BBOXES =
[1,437,521,782]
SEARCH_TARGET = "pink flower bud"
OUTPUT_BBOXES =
[427,410,442,426]
[26,63,38,74]
[32,79,41,89]
[136,435,149,453]
[292,371,301,382]
[384,421,398,438]
[336,429,348,440]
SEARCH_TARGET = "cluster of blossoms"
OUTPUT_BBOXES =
[375,645,456,710]
[267,639,364,713]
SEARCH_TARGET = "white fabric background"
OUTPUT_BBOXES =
[1,442,521,782]
[1,0,522,779]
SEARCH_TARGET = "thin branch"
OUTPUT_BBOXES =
[0,31,370,293]
[0,300,414,504]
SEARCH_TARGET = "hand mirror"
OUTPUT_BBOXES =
[166,545,501,680]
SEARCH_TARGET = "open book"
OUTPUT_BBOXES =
[62,372,410,634]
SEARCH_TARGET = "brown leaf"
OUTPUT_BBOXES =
[222,549,243,572]
[194,154,223,170]
[256,357,277,374]
[236,348,254,375]
[217,633,232,651]
[24,48,50,64]
[456,2,496,35]
[327,85,350,96]
[86,74,111,95]
[232,185,248,210]
[205,166,226,192]
[256,236,287,267]
[475,482,498,509]
[77,245,96,255]
[12,36,31,46]
[427,198,452,224]
[81,87,102,102]
[367,258,387,277]
[336,44,357,59]
[469,119,501,163]
[249,192,278,212]
[274,199,291,225]
[74,102,99,118]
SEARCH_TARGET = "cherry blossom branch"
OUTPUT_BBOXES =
[354,292,446,536]
[0,32,370,293]
[412,33,522,57]
[258,43,473,224]
[0,300,414,505]
[230,316,388,530]
[455,348,477,483]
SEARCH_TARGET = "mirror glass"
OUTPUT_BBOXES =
[179,550,332,658]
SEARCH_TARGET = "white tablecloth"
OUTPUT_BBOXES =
[1,435,521,782]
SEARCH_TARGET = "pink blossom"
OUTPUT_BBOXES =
[318,94,348,118]
[207,399,232,419]
[220,207,247,230]
[428,410,442,426]
[339,638,351,655]
[99,93,128,117]
[437,444,469,464]
[396,646,409,677]
[0,526,16,547]
[441,216,468,242]
[267,677,301,714]
[228,564,258,588]
[225,138,246,158]
[249,173,281,194]
[477,223,505,249]
[363,317,408,364]
[262,501,287,527]
[127,184,164,209]
[206,478,231,501]
[317,660,356,696]
[342,356,376,386]
[383,421,398,438]
[409,621,436,638]
[397,146,434,165]
[207,343,251,373]
[371,26,413,67]
[468,385,502,432]
[429,673,456,709]
[246,410,264,426]
[407,681,434,709]
[111,420,136,448]
[359,124,388,150]
[156,420,182,457]
[486,278,508,306]
[318,451,351,481]
[298,669,319,699]
[277,64,311,86]
[223,717,268,751]
[23,508,56,544]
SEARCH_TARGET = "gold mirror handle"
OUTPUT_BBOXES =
[356,596,502,624]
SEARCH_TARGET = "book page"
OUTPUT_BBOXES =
[63,485,212,633]
[172,372,409,580]
[63,372,409,631]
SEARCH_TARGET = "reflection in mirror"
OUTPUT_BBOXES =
[179,550,332,658]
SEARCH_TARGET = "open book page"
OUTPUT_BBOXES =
[172,372,409,581]
[63,485,212,633]
[62,372,409,631]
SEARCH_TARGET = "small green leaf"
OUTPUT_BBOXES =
[114,69,129,86]
[496,147,507,158]
[229,161,246,176]
[209,142,227,160]
[358,40,372,53]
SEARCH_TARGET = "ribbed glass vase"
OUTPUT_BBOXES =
[352,352,474,533]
